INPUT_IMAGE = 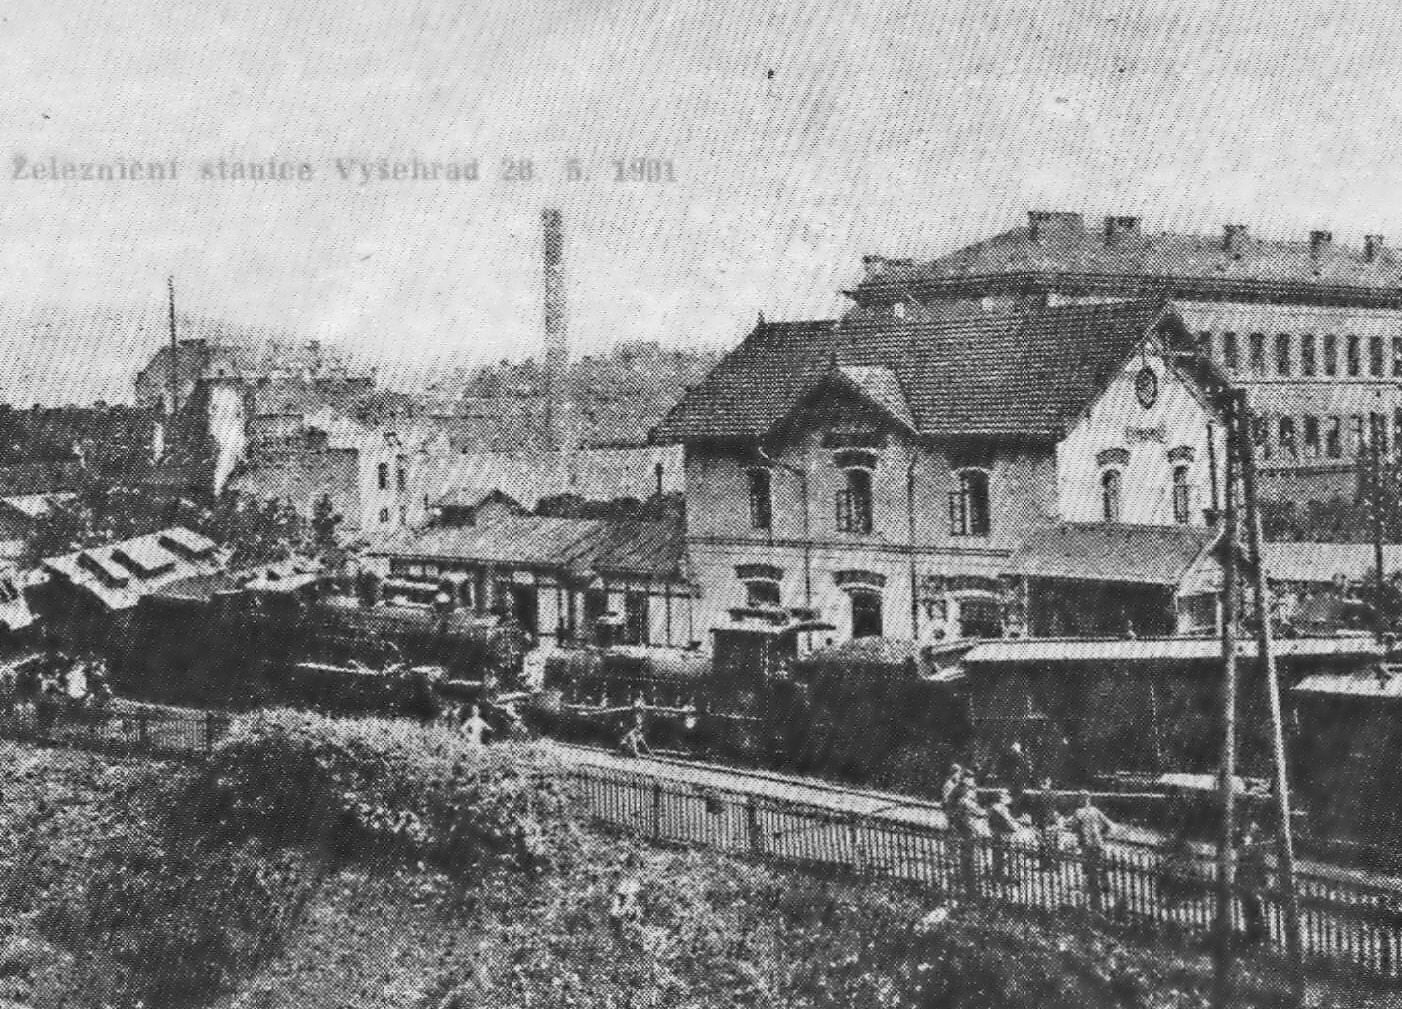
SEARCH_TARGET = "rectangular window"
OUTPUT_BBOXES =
[1222,332,1240,371]
[624,591,649,645]
[1324,334,1338,376]
[747,469,772,530]
[1374,412,1390,457]
[1394,338,1402,378]
[396,464,407,492]
[1353,415,1367,456]
[1326,417,1342,458]
[1300,334,1316,376]
[1275,334,1292,376]
[377,462,389,490]
[1248,333,1265,374]
[1172,467,1191,525]
[1253,415,1271,460]
[746,581,780,608]
[850,592,883,639]
[1303,416,1320,459]
[378,507,390,524]
[1348,335,1361,376]
[1278,417,1297,459]
[1371,336,1385,377]
[948,470,991,537]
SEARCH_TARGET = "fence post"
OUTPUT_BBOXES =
[746,796,765,857]
[651,780,662,841]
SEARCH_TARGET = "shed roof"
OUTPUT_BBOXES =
[1007,522,1216,587]
[1293,670,1402,700]
[964,636,1380,668]
[42,527,223,611]
[371,514,686,581]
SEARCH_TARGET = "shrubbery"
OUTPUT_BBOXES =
[192,709,579,876]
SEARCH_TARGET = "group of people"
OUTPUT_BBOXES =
[940,744,1118,906]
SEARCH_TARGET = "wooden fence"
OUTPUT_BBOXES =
[569,762,1402,980]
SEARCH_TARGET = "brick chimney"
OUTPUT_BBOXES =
[1027,210,1085,242]
[1309,230,1333,257]
[1222,224,1249,256]
[542,208,569,452]
[1102,215,1141,244]
[1366,234,1385,262]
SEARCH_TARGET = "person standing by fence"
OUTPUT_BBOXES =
[1068,790,1116,913]
[1236,820,1270,945]
[987,789,1020,882]
[953,776,988,896]
[1030,778,1062,871]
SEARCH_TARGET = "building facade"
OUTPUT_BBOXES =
[847,211,1402,501]
[654,301,1210,651]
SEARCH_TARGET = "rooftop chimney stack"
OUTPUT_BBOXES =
[541,208,569,452]
[1028,210,1085,242]
[1102,215,1142,244]
[1366,234,1385,262]
[1222,224,1249,257]
[1309,230,1333,257]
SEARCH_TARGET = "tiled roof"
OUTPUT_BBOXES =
[1007,522,1215,586]
[371,514,686,580]
[652,301,1174,442]
[851,214,1402,304]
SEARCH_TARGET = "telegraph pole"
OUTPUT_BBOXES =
[1213,389,1242,1009]
[167,276,179,419]
[1239,392,1306,1006]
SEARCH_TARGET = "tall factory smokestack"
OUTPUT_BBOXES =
[542,208,569,451]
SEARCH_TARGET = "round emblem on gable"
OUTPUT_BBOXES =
[1134,366,1159,409]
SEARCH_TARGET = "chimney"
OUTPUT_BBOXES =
[1309,230,1333,257]
[1102,215,1142,244]
[1222,224,1249,256]
[1366,234,1385,262]
[1027,210,1085,242]
[541,208,569,452]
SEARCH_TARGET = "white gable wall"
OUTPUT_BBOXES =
[1057,346,1222,526]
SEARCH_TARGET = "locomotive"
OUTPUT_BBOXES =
[115,571,528,714]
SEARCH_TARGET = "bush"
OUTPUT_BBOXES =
[193,709,579,876]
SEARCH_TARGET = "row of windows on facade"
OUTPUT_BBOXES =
[1097,465,1194,524]
[1203,330,1402,380]
[745,466,992,537]
[1250,410,1402,462]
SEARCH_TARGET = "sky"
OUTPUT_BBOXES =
[1,0,1401,401]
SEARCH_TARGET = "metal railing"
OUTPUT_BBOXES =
[568,762,1402,979]
[0,702,228,759]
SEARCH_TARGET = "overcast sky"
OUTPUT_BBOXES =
[1,0,1400,397]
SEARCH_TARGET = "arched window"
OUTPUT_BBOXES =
[836,467,873,534]
[746,468,772,530]
[949,469,990,536]
[1172,466,1191,525]
[1100,469,1122,523]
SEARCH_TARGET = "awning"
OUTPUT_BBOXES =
[1293,669,1402,700]
[1007,522,1215,587]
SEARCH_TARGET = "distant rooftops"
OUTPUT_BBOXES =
[848,211,1402,308]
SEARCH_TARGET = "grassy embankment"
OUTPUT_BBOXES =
[0,712,1375,1009]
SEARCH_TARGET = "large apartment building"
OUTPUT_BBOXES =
[848,211,1402,499]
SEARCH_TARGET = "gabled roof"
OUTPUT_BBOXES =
[1007,522,1216,586]
[833,366,917,431]
[652,301,1180,442]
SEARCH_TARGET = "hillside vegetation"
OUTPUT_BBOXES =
[0,715,1371,1009]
